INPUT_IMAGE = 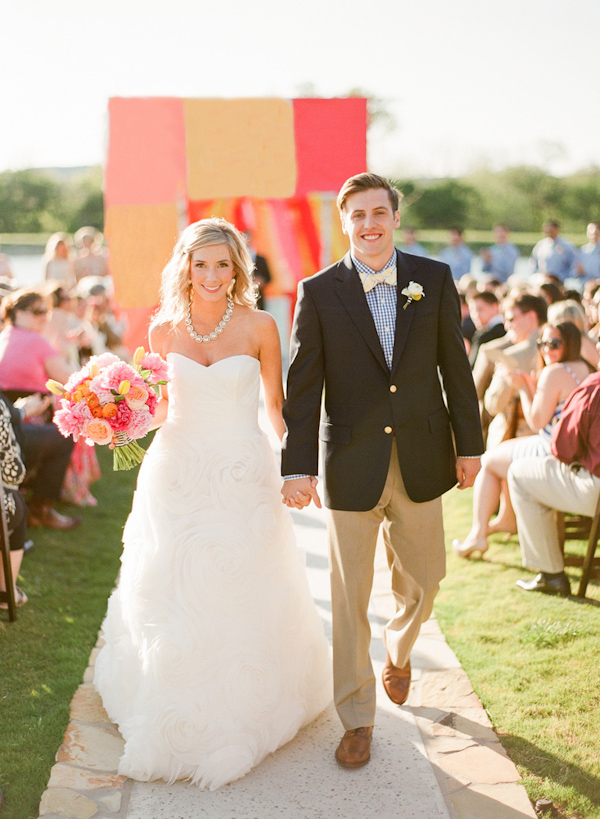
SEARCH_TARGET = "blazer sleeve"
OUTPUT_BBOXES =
[281,280,325,476]
[435,267,484,456]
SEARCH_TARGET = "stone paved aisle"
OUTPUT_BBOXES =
[38,496,537,819]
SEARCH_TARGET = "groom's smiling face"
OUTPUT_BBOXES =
[341,188,400,270]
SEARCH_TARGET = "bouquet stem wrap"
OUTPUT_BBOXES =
[113,431,146,471]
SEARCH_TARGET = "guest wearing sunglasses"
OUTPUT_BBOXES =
[0,289,80,530]
[453,321,595,558]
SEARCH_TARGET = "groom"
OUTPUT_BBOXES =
[281,173,483,768]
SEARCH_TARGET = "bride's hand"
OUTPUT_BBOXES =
[281,476,322,509]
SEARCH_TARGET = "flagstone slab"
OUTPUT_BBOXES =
[57,724,125,771]
[70,685,110,724]
[448,782,537,818]
[39,788,98,819]
[48,764,126,791]
[419,668,483,708]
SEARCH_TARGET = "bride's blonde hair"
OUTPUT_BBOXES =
[152,218,258,328]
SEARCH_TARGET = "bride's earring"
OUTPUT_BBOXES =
[228,278,236,297]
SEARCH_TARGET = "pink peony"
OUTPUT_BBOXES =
[108,400,132,432]
[88,352,120,370]
[140,353,169,384]
[127,408,153,439]
[101,361,138,392]
[54,406,82,440]
[146,389,158,413]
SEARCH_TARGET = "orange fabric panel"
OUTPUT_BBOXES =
[105,98,186,206]
[184,99,296,199]
[105,203,179,309]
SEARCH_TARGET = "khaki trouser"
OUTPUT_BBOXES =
[327,444,446,730]
[508,456,600,574]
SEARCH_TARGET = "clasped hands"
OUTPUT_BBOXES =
[281,476,322,510]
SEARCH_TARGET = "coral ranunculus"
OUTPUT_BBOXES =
[84,418,113,445]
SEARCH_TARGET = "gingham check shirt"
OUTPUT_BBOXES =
[351,252,397,369]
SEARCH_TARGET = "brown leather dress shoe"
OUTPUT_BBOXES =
[382,655,411,705]
[335,726,373,768]
[28,502,82,531]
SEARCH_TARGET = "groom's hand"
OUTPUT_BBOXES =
[281,477,322,509]
[455,457,481,489]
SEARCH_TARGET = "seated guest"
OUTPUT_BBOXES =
[482,294,547,449]
[0,288,72,403]
[508,358,600,596]
[0,396,29,609]
[399,228,428,258]
[453,322,593,558]
[548,299,600,370]
[467,290,506,367]
[1,390,80,530]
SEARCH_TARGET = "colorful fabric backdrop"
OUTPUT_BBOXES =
[104,97,367,348]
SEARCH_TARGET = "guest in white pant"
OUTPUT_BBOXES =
[507,366,600,597]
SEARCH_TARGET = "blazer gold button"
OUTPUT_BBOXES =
[384,426,393,434]
[389,385,397,393]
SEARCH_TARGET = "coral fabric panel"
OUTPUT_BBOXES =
[184,99,297,199]
[105,98,186,207]
[105,203,179,309]
[293,98,367,196]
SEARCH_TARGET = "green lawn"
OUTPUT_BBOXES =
[440,487,600,819]
[1,464,599,819]
[0,447,138,819]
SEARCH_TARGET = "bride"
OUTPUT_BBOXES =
[94,218,332,790]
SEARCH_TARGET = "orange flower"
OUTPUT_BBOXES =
[92,406,104,418]
[84,418,113,445]
[102,402,118,418]
[87,393,100,409]
[72,390,83,403]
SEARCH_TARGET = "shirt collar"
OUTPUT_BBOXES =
[351,251,396,278]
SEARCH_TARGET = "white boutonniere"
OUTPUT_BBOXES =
[401,281,425,310]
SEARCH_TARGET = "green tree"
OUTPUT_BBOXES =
[404,179,485,230]
[0,170,63,232]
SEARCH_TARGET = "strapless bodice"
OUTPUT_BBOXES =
[165,352,261,431]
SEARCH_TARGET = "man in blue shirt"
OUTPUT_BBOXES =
[530,220,577,281]
[398,228,428,258]
[481,224,520,282]
[439,228,473,280]
[573,221,600,281]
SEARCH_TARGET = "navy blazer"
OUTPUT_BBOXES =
[282,249,484,510]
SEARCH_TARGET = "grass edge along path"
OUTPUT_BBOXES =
[0,446,137,819]
[439,487,600,819]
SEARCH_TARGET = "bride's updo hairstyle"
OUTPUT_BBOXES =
[153,218,258,328]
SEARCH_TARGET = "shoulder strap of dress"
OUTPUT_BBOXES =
[562,362,583,385]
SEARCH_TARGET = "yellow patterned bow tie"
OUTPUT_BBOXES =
[358,266,397,293]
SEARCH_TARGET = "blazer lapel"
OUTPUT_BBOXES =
[391,249,418,374]
[334,252,389,372]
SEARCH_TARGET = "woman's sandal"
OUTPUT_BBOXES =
[451,538,489,559]
[0,585,28,610]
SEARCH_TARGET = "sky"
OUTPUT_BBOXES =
[1,0,599,179]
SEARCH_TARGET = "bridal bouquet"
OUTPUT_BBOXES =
[47,348,169,470]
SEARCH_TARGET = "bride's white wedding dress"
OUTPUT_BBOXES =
[94,353,331,790]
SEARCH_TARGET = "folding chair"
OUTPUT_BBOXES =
[555,491,600,599]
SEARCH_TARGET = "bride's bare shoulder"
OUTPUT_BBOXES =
[149,321,179,355]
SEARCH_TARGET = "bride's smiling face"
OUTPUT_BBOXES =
[189,244,235,303]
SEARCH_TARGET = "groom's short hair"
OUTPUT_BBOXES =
[337,173,402,214]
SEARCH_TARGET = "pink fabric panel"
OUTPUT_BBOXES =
[270,200,303,286]
[105,98,186,207]
[292,98,368,196]
[0,326,59,392]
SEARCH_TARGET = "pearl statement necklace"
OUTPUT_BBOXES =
[185,297,234,343]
